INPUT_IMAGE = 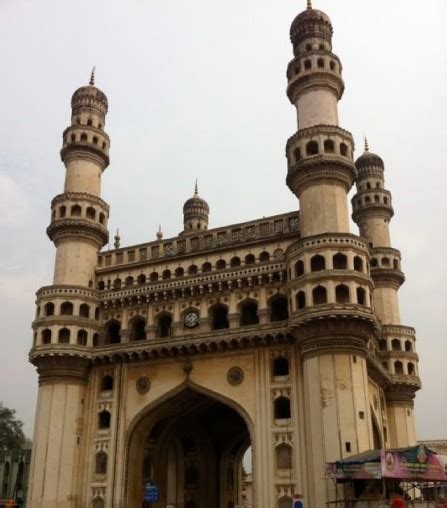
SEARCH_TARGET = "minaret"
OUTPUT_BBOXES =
[182,181,209,233]
[27,73,110,507]
[352,141,421,447]
[285,4,379,505]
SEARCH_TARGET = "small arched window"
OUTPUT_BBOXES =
[70,133,76,142]
[408,362,415,376]
[93,333,99,347]
[98,281,105,290]
[293,147,301,162]
[295,260,304,277]
[202,262,212,273]
[77,329,87,346]
[274,397,291,420]
[80,132,88,142]
[104,320,121,344]
[382,257,390,267]
[270,295,289,322]
[394,361,404,375]
[230,257,241,268]
[101,375,113,391]
[354,256,364,272]
[60,205,66,218]
[92,136,98,145]
[296,291,306,309]
[99,212,105,224]
[149,272,159,282]
[42,329,52,344]
[371,258,378,267]
[240,301,259,326]
[306,141,319,156]
[405,340,412,352]
[393,259,399,270]
[330,61,336,71]
[162,269,171,280]
[45,302,55,316]
[324,139,335,153]
[335,284,350,304]
[259,251,270,263]
[175,267,185,277]
[60,301,74,315]
[95,451,108,475]
[216,259,226,270]
[113,278,121,289]
[71,204,82,217]
[157,315,172,338]
[188,264,198,275]
[356,287,366,305]
[366,182,372,190]
[87,118,93,126]
[304,59,312,70]
[79,303,90,318]
[210,305,229,330]
[58,328,70,344]
[340,143,348,157]
[313,286,327,305]
[86,207,96,220]
[276,444,292,469]
[273,357,289,377]
[391,339,401,351]
[130,318,146,341]
[125,276,134,287]
[137,274,146,285]
[333,253,348,270]
[245,254,255,265]
[317,58,325,68]
[98,410,111,429]
[374,195,380,203]
[310,255,325,272]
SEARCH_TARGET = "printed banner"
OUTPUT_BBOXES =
[325,461,382,480]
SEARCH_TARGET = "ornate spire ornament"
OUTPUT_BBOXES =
[114,228,120,249]
[194,179,198,196]
[364,136,370,152]
[89,66,96,86]
[307,0,312,9]
[156,225,163,241]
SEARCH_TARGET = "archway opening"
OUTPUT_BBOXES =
[126,387,252,508]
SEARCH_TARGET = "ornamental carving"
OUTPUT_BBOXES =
[136,376,150,394]
[227,367,244,386]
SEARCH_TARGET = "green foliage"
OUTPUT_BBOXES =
[0,402,26,451]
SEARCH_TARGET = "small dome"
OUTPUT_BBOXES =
[71,69,108,113]
[355,141,384,170]
[183,184,209,214]
[182,182,209,233]
[290,7,333,49]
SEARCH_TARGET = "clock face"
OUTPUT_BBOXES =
[184,311,199,328]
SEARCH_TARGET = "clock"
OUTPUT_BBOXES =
[184,311,199,328]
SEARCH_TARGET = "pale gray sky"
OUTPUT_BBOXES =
[0,0,446,439]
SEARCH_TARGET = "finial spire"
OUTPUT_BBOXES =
[364,136,370,152]
[89,66,96,86]
[194,179,198,196]
[156,225,163,241]
[307,0,312,9]
[114,228,120,249]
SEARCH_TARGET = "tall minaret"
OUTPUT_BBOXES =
[352,141,421,447]
[27,72,110,507]
[285,4,379,505]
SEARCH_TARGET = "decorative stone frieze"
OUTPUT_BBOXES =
[30,352,91,384]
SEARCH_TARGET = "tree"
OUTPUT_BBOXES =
[0,403,26,450]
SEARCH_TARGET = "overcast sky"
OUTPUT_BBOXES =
[0,0,446,440]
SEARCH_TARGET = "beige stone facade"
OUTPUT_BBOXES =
[27,4,421,508]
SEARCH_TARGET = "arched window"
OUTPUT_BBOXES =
[162,269,171,280]
[79,303,90,318]
[405,340,412,352]
[354,256,364,272]
[125,276,134,287]
[276,444,292,469]
[70,133,76,142]
[340,143,348,157]
[149,272,159,282]
[335,284,350,304]
[295,260,304,276]
[317,58,325,68]
[304,59,312,70]
[87,118,93,126]
[374,195,380,203]
[92,136,98,145]
[188,264,198,275]
[394,361,404,375]
[86,207,96,220]
[408,362,415,376]
[371,258,378,267]
[306,141,319,156]
[216,259,226,270]
[382,257,390,267]
[60,301,74,315]
[99,212,105,224]
[312,286,327,305]
[270,295,289,322]
[157,314,172,338]
[384,197,389,204]
[60,205,66,218]
[104,320,121,344]
[202,262,212,272]
[366,182,372,190]
[365,196,371,204]
[44,302,55,316]
[230,257,241,268]
[333,253,347,270]
[324,139,335,153]
[356,287,366,305]
[113,278,121,289]
[98,410,111,429]
[95,452,108,474]
[293,147,301,162]
[175,267,185,277]
[393,259,399,270]
[134,274,145,286]
[379,339,387,351]
[93,333,99,347]
[95,307,100,320]
[101,375,113,391]
[310,255,325,272]
[240,301,259,326]
[274,397,291,419]
[58,328,70,344]
[391,339,401,351]
[130,317,146,341]
[382,361,389,371]
[42,329,52,344]
[77,329,87,345]
[210,305,229,330]
[296,291,306,309]
[80,132,88,142]
[259,251,270,263]
[71,204,82,217]
[245,254,255,265]
[273,357,289,377]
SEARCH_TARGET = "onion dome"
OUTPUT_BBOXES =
[183,181,209,233]
[71,67,108,115]
[355,138,384,172]
[290,1,333,51]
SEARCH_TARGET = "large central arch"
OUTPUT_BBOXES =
[123,383,254,507]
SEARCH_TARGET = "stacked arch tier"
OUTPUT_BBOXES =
[370,247,405,289]
[61,124,110,169]
[47,192,109,247]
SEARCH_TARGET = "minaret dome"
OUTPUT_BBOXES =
[182,181,209,233]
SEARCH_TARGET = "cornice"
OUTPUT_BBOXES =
[287,232,370,257]
[47,218,109,247]
[51,192,109,211]
[371,268,405,289]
